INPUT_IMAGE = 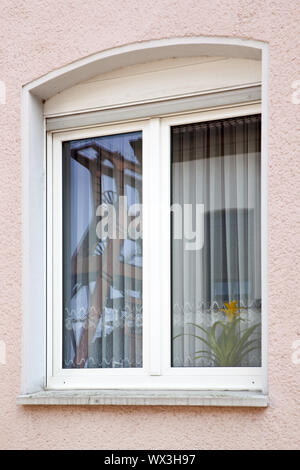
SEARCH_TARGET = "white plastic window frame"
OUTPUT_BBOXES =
[46,101,266,392]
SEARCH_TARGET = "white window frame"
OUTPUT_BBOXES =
[46,101,266,392]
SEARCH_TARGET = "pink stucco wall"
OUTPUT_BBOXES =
[0,0,299,450]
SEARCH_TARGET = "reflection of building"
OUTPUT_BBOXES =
[64,136,142,368]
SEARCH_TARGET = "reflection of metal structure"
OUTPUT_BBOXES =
[68,138,142,367]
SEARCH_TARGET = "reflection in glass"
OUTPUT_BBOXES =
[171,115,261,367]
[63,132,142,368]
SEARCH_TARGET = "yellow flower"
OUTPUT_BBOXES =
[220,300,240,322]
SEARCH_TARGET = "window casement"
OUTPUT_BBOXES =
[46,101,266,392]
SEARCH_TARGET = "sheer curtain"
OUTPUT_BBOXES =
[62,132,143,368]
[171,115,261,367]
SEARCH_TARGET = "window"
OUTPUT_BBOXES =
[171,115,261,369]
[47,102,265,391]
[62,131,143,370]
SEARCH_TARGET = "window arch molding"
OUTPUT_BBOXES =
[21,37,269,405]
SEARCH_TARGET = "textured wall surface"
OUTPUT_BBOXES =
[0,0,299,450]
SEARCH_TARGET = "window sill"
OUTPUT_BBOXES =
[17,390,269,407]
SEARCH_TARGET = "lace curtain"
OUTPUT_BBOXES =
[171,115,262,367]
[61,115,261,370]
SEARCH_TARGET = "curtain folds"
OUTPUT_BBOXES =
[171,115,262,367]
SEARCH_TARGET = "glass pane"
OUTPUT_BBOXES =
[171,115,261,367]
[62,131,143,368]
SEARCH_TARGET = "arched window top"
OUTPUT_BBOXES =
[44,55,261,117]
[25,37,265,100]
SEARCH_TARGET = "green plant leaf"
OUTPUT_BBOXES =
[174,314,261,368]
[194,355,217,365]
[174,332,212,350]
[232,346,261,366]
[208,321,225,359]
[186,322,209,336]
[227,323,260,364]
[194,350,219,362]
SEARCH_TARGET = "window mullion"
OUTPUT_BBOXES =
[160,120,171,374]
[144,118,162,376]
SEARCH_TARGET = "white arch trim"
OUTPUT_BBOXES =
[25,36,265,100]
[21,37,269,403]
